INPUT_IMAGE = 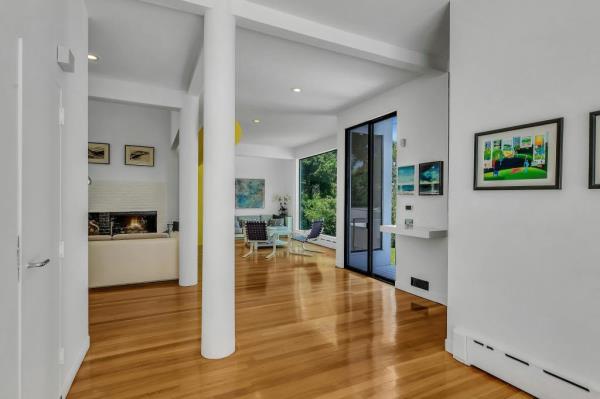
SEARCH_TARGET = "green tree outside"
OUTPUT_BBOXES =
[299,150,337,235]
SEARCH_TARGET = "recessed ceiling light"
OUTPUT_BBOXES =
[291,87,302,93]
[88,53,99,62]
[253,119,261,124]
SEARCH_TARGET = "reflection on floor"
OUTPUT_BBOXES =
[69,241,531,398]
[373,264,396,281]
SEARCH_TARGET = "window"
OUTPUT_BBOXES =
[299,150,337,236]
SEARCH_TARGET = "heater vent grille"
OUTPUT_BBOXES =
[451,329,598,399]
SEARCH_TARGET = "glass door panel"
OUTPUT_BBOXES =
[372,117,396,282]
[345,123,369,273]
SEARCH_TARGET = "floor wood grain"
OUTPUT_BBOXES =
[69,242,530,398]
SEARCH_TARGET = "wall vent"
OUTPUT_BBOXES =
[410,277,429,291]
[451,329,599,399]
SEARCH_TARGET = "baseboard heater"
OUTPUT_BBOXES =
[452,329,599,399]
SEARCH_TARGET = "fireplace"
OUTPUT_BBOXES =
[89,211,157,235]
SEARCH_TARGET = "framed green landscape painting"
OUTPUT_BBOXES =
[474,118,563,190]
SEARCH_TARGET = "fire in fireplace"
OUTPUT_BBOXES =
[88,211,157,235]
[111,211,157,234]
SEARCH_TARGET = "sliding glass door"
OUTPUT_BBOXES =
[344,113,397,283]
[345,123,369,273]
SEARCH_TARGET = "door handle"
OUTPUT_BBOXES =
[27,258,50,269]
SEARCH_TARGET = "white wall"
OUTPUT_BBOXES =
[88,99,179,229]
[0,0,89,397]
[61,0,89,395]
[235,155,295,217]
[448,0,600,391]
[336,72,449,304]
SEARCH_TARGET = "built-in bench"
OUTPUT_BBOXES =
[88,233,178,288]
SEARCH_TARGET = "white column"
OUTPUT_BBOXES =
[178,95,200,287]
[201,0,236,359]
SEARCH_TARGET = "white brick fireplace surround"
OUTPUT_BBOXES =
[89,181,168,233]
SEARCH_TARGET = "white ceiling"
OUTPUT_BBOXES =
[87,0,448,149]
[246,0,450,57]
[237,108,338,148]
[87,0,203,90]
[236,29,417,115]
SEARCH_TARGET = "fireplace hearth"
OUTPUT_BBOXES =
[89,211,157,235]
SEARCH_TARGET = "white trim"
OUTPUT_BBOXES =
[61,335,89,398]
[89,75,186,110]
[16,36,23,399]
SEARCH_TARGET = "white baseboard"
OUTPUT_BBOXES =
[62,335,89,398]
[444,338,452,354]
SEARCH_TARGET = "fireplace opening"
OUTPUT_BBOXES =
[111,211,157,234]
[88,211,157,235]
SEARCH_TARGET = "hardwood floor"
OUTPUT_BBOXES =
[69,242,530,398]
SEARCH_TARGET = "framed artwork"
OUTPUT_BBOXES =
[124,145,155,167]
[88,142,110,164]
[397,165,415,195]
[419,161,443,195]
[235,178,265,209]
[589,111,600,189]
[474,118,563,190]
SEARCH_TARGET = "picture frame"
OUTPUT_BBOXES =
[124,145,155,167]
[473,118,563,190]
[397,165,416,195]
[589,111,600,189]
[235,178,265,209]
[419,161,443,195]
[88,142,110,164]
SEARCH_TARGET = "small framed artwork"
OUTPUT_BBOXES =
[235,178,265,209]
[419,161,443,195]
[589,111,600,189]
[474,118,563,190]
[124,145,155,167]
[88,142,110,164]
[397,165,415,195]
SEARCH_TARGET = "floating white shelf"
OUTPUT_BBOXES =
[379,224,447,239]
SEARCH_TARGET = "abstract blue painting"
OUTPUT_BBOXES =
[235,178,265,209]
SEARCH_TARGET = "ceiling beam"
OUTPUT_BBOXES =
[233,0,442,72]
[187,47,204,96]
[139,0,215,15]
[141,0,445,75]
[89,75,186,110]
[236,143,295,160]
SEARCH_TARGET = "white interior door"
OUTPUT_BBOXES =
[19,37,61,399]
